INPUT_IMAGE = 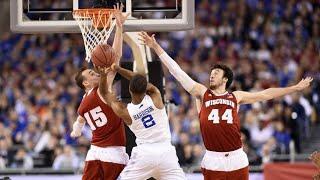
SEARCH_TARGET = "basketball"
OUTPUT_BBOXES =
[7,0,319,180]
[91,44,117,67]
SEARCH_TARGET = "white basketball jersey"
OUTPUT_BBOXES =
[127,95,171,145]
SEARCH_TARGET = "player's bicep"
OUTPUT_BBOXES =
[233,91,268,104]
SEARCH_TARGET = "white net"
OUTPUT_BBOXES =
[73,9,116,62]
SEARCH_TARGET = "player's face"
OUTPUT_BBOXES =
[209,68,225,90]
[82,69,100,88]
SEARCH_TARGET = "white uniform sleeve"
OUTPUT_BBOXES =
[159,52,196,92]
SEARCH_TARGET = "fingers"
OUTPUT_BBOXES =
[301,77,313,82]
[113,3,123,12]
[137,37,145,42]
[120,3,124,11]
[306,77,313,82]
[139,31,149,38]
[96,66,111,74]
[151,34,156,41]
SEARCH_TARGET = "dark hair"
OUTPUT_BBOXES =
[129,74,147,94]
[212,64,233,89]
[75,67,87,89]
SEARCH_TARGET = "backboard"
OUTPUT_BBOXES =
[10,0,194,33]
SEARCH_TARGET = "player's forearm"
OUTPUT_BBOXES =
[158,52,196,93]
[99,73,108,97]
[107,72,116,92]
[260,86,298,100]
[153,43,165,56]
[112,25,123,60]
[72,118,85,135]
[115,66,136,80]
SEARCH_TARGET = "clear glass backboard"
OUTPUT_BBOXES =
[10,0,194,33]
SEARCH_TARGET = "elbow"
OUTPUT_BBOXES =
[261,94,273,101]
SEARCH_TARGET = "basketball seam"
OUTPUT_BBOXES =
[92,52,105,66]
[99,45,109,66]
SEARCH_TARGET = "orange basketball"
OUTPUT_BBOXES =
[91,44,117,67]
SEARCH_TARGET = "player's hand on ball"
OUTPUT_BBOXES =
[110,63,119,71]
[138,32,157,48]
[70,131,81,138]
[97,66,112,75]
[294,77,313,91]
[113,3,130,27]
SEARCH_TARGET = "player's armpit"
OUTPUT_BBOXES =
[189,83,207,100]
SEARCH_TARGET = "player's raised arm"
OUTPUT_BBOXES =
[112,3,129,59]
[104,3,129,91]
[138,32,207,100]
[112,64,164,109]
[97,67,132,125]
[111,63,137,80]
[70,116,86,138]
[233,77,313,104]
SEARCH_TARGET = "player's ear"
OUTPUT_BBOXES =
[223,77,228,83]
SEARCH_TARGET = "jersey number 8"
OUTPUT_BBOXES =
[84,106,108,130]
[141,115,156,128]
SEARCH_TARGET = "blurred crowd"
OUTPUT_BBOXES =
[0,0,319,172]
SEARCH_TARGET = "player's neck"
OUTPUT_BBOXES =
[210,86,227,95]
[131,94,145,105]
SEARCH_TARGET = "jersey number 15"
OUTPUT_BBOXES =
[84,106,108,130]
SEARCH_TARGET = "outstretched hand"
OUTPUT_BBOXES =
[138,31,158,49]
[294,77,313,91]
[310,151,320,168]
[113,3,130,28]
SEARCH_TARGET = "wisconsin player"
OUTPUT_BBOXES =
[97,65,186,180]
[70,4,129,180]
[139,32,313,180]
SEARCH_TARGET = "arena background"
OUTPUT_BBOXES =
[0,0,319,179]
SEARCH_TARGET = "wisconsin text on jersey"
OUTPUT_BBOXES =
[133,106,154,120]
[205,99,235,108]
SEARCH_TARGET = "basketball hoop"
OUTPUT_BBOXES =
[73,9,116,62]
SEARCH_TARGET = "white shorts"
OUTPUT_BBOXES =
[201,148,249,172]
[85,145,129,165]
[120,141,186,180]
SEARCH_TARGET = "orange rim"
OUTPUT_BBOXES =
[73,9,115,28]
